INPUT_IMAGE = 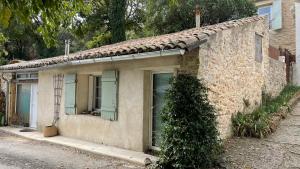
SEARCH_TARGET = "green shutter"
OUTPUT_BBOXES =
[64,74,77,115]
[272,0,282,30]
[101,70,118,120]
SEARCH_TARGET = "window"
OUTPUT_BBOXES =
[16,72,38,80]
[93,76,101,112]
[255,34,263,62]
[87,70,118,120]
[257,5,272,29]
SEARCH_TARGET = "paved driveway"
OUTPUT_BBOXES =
[0,131,144,169]
[224,102,300,169]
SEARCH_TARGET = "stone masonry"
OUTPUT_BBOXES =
[197,17,286,138]
[264,57,287,97]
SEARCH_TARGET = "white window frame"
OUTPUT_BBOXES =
[16,72,38,81]
[149,69,176,151]
[93,75,102,112]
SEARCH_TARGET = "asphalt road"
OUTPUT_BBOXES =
[0,130,144,169]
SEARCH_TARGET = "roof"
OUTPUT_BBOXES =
[0,15,264,72]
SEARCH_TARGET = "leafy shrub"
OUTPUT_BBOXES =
[158,74,222,169]
[232,85,300,138]
[0,112,4,126]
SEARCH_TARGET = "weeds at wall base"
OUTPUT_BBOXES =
[232,85,300,138]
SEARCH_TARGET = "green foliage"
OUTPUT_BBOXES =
[0,32,8,65]
[109,0,126,43]
[86,33,112,49]
[75,0,145,48]
[0,112,4,126]
[0,0,258,61]
[0,0,91,47]
[158,74,221,169]
[232,85,300,138]
[146,0,257,35]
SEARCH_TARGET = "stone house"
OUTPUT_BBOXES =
[0,16,286,152]
[256,0,300,85]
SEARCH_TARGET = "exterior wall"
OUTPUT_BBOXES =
[257,0,296,54]
[198,18,285,138]
[179,50,200,75]
[0,74,17,125]
[271,0,296,54]
[8,82,16,124]
[37,56,180,152]
[264,58,287,97]
[295,1,300,85]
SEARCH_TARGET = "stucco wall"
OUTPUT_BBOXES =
[37,56,180,151]
[198,18,278,138]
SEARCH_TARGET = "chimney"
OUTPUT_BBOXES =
[195,4,201,28]
[65,39,70,56]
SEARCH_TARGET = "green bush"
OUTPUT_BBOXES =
[0,112,3,126]
[158,74,222,169]
[232,85,300,138]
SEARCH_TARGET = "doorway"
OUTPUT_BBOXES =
[151,72,173,149]
[16,83,38,128]
[30,84,38,128]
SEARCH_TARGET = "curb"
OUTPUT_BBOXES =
[269,91,300,132]
[0,127,157,166]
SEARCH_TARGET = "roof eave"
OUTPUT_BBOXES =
[0,48,188,73]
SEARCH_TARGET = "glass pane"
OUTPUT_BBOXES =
[258,6,272,28]
[152,73,173,147]
[94,76,102,110]
[258,6,271,16]
[16,84,31,125]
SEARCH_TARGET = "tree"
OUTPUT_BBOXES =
[158,74,221,169]
[146,0,257,35]
[0,0,90,46]
[76,0,145,48]
[109,0,127,43]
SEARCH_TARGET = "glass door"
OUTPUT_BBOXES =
[16,83,31,126]
[151,73,173,148]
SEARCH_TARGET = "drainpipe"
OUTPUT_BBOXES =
[1,73,9,126]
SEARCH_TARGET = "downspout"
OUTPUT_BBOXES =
[1,73,9,126]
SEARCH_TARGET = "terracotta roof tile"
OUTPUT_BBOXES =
[0,15,265,71]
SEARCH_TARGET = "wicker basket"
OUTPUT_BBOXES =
[43,125,58,137]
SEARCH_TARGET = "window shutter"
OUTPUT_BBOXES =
[272,0,282,30]
[64,74,77,115]
[101,70,118,120]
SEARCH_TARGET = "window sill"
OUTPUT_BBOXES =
[78,111,101,117]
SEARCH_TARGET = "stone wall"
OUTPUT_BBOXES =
[198,18,285,138]
[264,58,287,97]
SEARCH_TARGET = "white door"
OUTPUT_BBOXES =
[30,83,38,128]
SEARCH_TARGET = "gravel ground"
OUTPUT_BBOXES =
[3,102,300,169]
[0,131,144,169]
[222,102,300,169]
